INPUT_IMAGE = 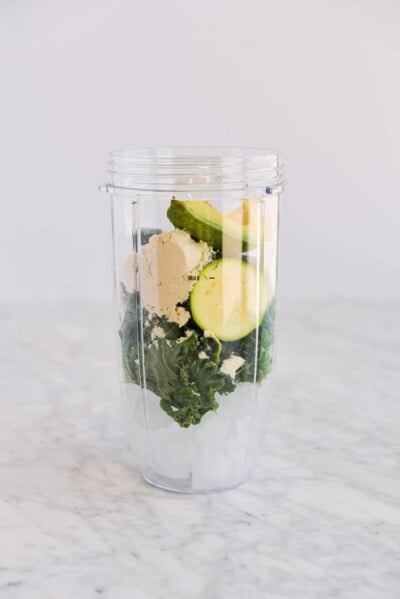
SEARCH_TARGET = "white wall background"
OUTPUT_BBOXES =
[1,0,399,303]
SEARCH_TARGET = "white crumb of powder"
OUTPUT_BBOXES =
[220,355,245,379]
[151,326,166,341]
[176,329,194,344]
[204,330,218,341]
[198,351,208,360]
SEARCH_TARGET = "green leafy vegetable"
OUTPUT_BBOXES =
[221,301,275,384]
[120,292,275,427]
[120,292,235,427]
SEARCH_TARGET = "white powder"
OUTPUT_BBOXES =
[118,252,138,294]
[220,355,245,379]
[204,330,218,341]
[141,229,213,326]
[151,326,166,341]
[177,329,194,344]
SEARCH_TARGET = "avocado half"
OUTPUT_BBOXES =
[167,199,263,254]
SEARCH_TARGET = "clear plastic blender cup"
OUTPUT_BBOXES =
[101,147,283,493]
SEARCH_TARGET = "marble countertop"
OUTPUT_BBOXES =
[1,300,399,598]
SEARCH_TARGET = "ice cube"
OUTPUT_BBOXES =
[151,424,195,479]
[142,388,176,430]
[217,382,258,419]
[121,384,145,457]
[192,449,238,490]
[225,415,254,466]
[193,407,232,450]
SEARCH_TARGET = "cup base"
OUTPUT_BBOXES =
[142,468,251,494]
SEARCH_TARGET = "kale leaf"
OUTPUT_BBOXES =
[221,301,275,384]
[120,292,234,427]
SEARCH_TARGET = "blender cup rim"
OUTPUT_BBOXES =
[105,146,284,194]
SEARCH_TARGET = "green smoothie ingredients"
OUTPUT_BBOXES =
[119,198,275,427]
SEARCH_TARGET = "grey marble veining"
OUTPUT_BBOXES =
[0,300,399,598]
